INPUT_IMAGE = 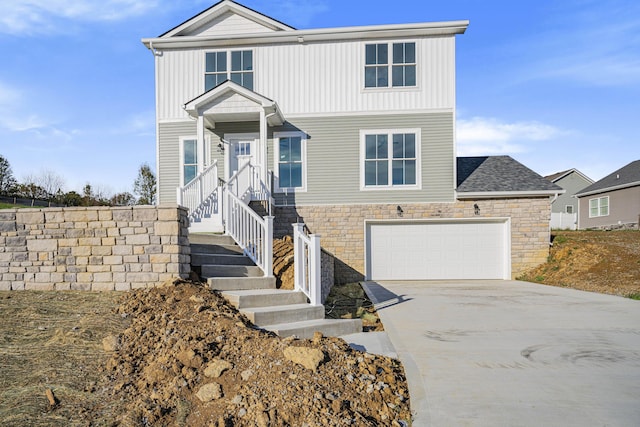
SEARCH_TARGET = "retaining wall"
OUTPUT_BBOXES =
[0,206,190,291]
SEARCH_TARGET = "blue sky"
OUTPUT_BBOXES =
[0,0,638,195]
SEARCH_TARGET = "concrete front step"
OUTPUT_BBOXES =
[189,220,224,234]
[191,253,255,267]
[189,233,235,245]
[262,318,363,340]
[208,276,276,291]
[241,303,325,326]
[221,289,307,309]
[191,243,244,256]
[201,264,264,278]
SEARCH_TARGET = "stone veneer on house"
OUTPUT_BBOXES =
[273,198,551,284]
[0,206,190,291]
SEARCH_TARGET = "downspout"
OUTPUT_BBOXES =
[549,192,560,245]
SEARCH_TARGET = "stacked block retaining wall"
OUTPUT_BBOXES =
[0,206,190,291]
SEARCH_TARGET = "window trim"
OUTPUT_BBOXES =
[363,40,418,90]
[359,128,421,191]
[204,49,254,92]
[565,205,574,214]
[589,196,609,218]
[179,135,211,187]
[273,131,307,193]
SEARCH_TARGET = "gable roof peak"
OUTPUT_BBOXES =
[575,159,640,197]
[160,0,295,38]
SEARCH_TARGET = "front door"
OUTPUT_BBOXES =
[226,134,258,180]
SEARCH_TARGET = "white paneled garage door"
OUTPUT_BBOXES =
[366,219,510,280]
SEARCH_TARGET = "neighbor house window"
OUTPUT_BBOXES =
[182,138,198,185]
[205,50,253,91]
[365,42,416,88]
[274,132,306,191]
[565,205,574,214]
[361,129,420,189]
[589,196,609,217]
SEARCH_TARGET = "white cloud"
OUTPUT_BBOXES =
[0,0,159,35]
[511,2,640,87]
[114,110,156,137]
[457,117,563,156]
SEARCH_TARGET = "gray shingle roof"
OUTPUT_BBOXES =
[457,156,563,193]
[575,160,640,197]
[544,169,571,182]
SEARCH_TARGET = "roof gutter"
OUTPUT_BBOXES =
[574,181,640,198]
[142,20,469,50]
[457,189,566,199]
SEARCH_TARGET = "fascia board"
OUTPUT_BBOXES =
[457,189,565,199]
[143,20,469,50]
[574,181,640,198]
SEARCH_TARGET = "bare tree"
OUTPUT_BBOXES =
[133,163,157,205]
[23,169,66,199]
[0,155,17,195]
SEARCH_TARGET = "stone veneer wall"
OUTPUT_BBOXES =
[0,206,190,291]
[273,198,551,284]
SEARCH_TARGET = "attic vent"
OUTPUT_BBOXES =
[616,174,620,179]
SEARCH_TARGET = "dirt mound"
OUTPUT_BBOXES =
[273,237,295,290]
[518,230,640,297]
[101,280,411,426]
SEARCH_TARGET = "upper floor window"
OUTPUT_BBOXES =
[205,50,253,91]
[565,205,574,214]
[361,129,420,189]
[365,42,416,88]
[589,196,609,217]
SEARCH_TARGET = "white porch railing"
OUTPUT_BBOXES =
[225,190,273,277]
[293,223,322,306]
[176,160,219,221]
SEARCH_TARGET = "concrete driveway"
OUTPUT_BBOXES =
[362,280,640,427]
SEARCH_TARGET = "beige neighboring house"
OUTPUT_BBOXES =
[143,0,563,283]
[545,169,594,229]
[575,160,640,230]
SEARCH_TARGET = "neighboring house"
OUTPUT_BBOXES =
[142,0,562,283]
[545,168,594,229]
[575,160,640,230]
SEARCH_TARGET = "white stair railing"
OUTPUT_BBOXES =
[293,223,322,306]
[225,190,273,277]
[176,161,219,220]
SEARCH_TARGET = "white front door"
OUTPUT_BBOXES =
[226,134,258,180]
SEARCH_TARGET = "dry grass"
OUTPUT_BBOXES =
[0,291,127,426]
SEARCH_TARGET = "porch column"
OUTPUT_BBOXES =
[197,113,206,173]
[259,109,268,186]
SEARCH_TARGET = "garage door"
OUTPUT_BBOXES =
[366,219,510,280]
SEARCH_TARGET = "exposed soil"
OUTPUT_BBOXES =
[518,230,640,297]
[0,281,411,426]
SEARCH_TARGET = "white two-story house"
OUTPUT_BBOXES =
[143,0,561,283]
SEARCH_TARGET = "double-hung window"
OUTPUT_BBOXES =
[274,132,306,191]
[365,42,416,88]
[181,138,198,185]
[205,50,253,91]
[589,196,609,217]
[361,129,420,189]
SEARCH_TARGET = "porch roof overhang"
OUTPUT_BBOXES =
[183,81,285,128]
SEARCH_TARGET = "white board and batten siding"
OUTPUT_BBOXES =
[366,219,511,281]
[189,11,278,37]
[156,36,456,121]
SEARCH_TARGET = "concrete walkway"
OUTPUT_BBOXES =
[362,280,640,427]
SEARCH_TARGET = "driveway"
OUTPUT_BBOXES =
[362,280,640,427]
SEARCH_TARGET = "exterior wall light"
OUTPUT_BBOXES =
[474,203,480,215]
[397,205,403,217]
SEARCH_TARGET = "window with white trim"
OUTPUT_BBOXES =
[274,132,306,191]
[365,42,416,88]
[361,129,420,189]
[181,138,198,185]
[589,196,609,217]
[565,205,574,214]
[205,50,253,91]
